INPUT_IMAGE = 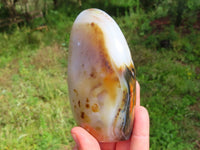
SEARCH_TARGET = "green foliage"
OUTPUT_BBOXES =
[136,50,199,149]
[0,44,75,150]
[0,2,9,19]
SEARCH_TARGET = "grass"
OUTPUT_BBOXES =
[0,2,200,150]
[136,51,200,149]
[0,43,76,149]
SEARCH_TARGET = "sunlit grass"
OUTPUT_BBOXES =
[0,42,75,149]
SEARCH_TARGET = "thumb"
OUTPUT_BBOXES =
[71,127,101,150]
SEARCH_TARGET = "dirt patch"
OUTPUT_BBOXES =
[0,58,19,87]
[31,44,67,69]
[193,12,200,30]
[150,12,200,35]
[195,66,200,75]
[150,16,171,34]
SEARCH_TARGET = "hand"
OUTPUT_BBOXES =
[71,82,149,150]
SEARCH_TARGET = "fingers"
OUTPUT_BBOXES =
[130,106,149,150]
[73,144,78,150]
[71,127,101,150]
[99,142,116,150]
[115,140,130,150]
[136,81,140,106]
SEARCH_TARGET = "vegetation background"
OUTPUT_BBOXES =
[0,0,199,149]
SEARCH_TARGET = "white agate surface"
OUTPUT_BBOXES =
[68,8,136,142]
[74,9,133,68]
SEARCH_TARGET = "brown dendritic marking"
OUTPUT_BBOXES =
[73,89,78,96]
[91,22,95,27]
[80,112,90,122]
[117,108,121,116]
[85,103,90,108]
[92,103,99,112]
[81,112,85,119]
[100,52,114,74]
[115,108,122,120]
[86,98,90,108]
[90,22,114,74]
[78,100,81,107]
[122,90,128,104]
[90,72,96,78]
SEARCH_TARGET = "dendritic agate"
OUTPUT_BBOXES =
[68,8,136,142]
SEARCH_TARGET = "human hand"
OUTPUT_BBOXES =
[71,82,149,150]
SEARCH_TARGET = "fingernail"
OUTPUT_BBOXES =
[72,133,79,148]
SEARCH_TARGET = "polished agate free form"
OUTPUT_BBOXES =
[68,8,136,142]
